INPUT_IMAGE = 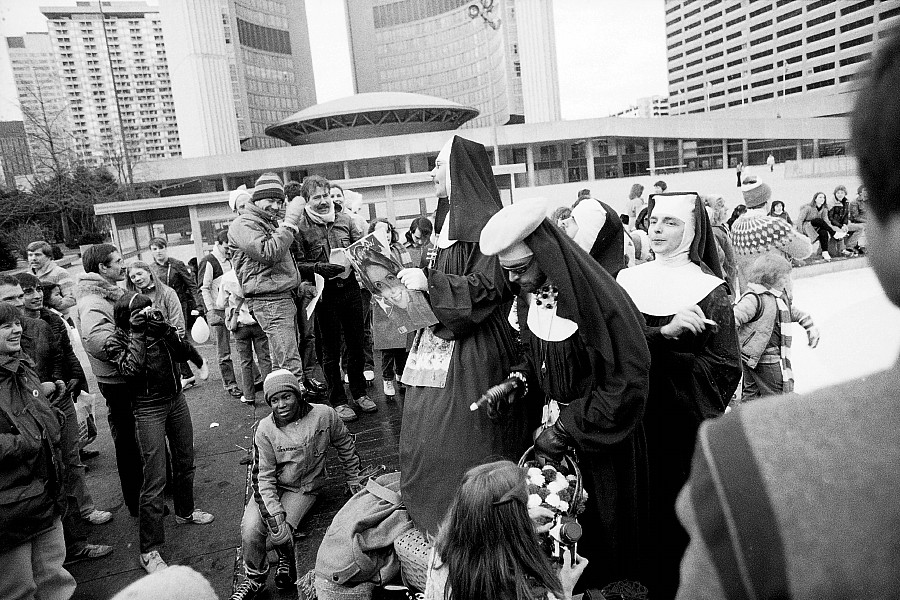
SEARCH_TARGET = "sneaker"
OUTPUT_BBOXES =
[274,553,296,589]
[197,361,209,380]
[351,395,378,413]
[230,578,266,600]
[226,385,243,398]
[175,509,215,525]
[240,395,255,405]
[383,379,396,396]
[364,369,375,383]
[139,550,167,574]
[65,543,113,565]
[857,246,867,255]
[833,229,847,239]
[335,404,358,422]
[822,250,832,262]
[84,509,113,525]
[180,376,196,389]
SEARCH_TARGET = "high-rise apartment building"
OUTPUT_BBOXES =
[40,1,181,175]
[665,0,900,116]
[345,0,527,129]
[6,32,71,176]
[611,95,671,118]
[0,121,34,187]
[515,0,561,122]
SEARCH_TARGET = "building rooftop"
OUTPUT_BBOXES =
[264,92,479,146]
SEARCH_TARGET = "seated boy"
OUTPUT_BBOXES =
[232,370,362,600]
[733,253,820,401]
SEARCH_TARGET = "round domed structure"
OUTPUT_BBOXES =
[264,92,479,145]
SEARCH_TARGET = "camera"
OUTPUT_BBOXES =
[547,514,582,565]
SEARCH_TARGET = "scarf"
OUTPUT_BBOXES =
[305,204,335,225]
[773,291,794,393]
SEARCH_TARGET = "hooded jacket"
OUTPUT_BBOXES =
[149,257,205,315]
[0,353,64,551]
[74,272,126,384]
[127,271,186,337]
[228,201,301,299]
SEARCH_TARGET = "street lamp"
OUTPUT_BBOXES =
[468,1,501,164]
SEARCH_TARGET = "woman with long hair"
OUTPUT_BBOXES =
[796,191,847,261]
[625,183,646,231]
[426,461,587,600]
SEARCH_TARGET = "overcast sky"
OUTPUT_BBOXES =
[0,0,668,121]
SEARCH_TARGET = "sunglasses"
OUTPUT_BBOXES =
[501,255,535,276]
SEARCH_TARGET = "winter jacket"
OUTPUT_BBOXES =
[849,197,868,223]
[20,316,63,384]
[135,283,185,338]
[796,203,830,243]
[38,308,87,396]
[228,202,301,299]
[74,272,126,384]
[734,284,815,368]
[0,353,64,552]
[250,404,360,519]
[293,210,361,287]
[828,199,849,228]
[150,257,206,316]
[103,303,193,407]
[199,248,230,312]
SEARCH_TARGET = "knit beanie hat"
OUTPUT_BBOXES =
[741,175,772,209]
[263,369,304,404]
[252,172,285,203]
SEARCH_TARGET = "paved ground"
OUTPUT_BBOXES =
[66,259,899,599]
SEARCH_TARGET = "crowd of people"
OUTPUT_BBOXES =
[3,29,900,600]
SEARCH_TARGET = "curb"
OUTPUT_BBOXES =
[793,255,868,280]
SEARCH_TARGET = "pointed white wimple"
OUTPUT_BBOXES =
[526,293,578,342]
[570,198,607,254]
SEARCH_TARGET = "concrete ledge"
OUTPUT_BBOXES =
[793,255,868,279]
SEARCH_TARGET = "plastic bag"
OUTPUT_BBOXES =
[75,390,97,447]
[191,316,210,344]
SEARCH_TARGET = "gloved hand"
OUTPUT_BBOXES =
[397,268,428,291]
[534,420,574,467]
[475,375,525,420]
[314,263,346,279]
[265,512,293,547]
[299,281,318,299]
[284,196,306,227]
[807,326,820,348]
[129,309,148,332]
[146,311,169,337]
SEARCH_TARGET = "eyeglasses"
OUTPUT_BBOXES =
[501,255,534,276]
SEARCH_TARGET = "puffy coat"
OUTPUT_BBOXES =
[74,272,126,385]
[293,210,361,288]
[228,202,300,299]
[103,300,193,407]
[0,353,64,551]
[20,316,63,384]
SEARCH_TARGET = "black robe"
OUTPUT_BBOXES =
[399,241,529,534]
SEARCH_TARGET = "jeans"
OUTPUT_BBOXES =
[98,382,142,515]
[0,519,76,600]
[295,296,325,382]
[57,393,91,555]
[316,283,367,405]
[741,361,783,401]
[845,221,865,249]
[133,393,196,553]
[210,309,238,388]
[381,348,408,380]
[232,323,272,401]
[809,217,837,253]
[248,296,303,379]
[241,490,316,579]
[342,288,375,373]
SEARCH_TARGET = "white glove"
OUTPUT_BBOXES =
[284,197,306,227]
[398,268,428,291]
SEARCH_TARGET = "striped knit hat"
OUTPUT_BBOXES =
[263,369,304,404]
[252,172,284,203]
[741,175,772,209]
[730,213,796,256]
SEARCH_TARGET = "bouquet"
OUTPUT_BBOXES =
[524,462,587,517]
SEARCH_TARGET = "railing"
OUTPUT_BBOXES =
[784,155,857,178]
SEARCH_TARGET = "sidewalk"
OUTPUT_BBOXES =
[69,341,401,600]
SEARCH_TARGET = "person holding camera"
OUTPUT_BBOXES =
[104,291,214,574]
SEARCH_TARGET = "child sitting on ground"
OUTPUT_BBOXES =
[231,370,362,600]
[733,253,820,401]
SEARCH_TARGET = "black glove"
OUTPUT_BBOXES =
[476,374,525,420]
[129,310,148,332]
[314,263,346,278]
[534,420,574,467]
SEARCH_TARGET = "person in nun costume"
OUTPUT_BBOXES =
[396,136,529,535]
[477,198,652,590]
[616,193,741,600]
[565,196,629,277]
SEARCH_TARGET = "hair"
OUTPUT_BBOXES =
[550,206,572,224]
[300,175,330,200]
[405,216,434,246]
[577,188,591,200]
[330,184,344,194]
[629,183,644,200]
[0,274,21,289]
[747,253,792,288]
[284,180,303,201]
[654,180,668,191]
[833,184,848,198]
[851,27,900,222]
[619,213,630,225]
[636,206,650,231]
[113,291,153,330]
[811,191,827,206]
[726,205,747,228]
[41,283,60,308]
[434,461,563,600]
[27,240,53,257]
[82,243,119,274]
[769,200,785,213]
[701,195,728,226]
[858,184,866,195]
[0,301,20,328]
[368,218,399,244]
[149,236,168,249]
[125,260,166,293]
[14,272,41,291]
[215,229,229,245]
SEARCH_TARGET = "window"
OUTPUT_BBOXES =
[726,15,745,27]
[750,19,771,32]
[778,39,802,52]
[839,52,870,67]
[749,4,772,17]
[704,11,722,22]
[812,61,835,73]
[726,31,742,40]
[750,48,773,59]
[705,38,723,48]
[840,0,874,16]
[807,45,836,58]
[687,45,703,55]
[840,34,872,50]
[777,23,802,36]
[807,0,836,11]
[751,77,773,87]
[808,11,835,27]
[840,16,873,33]
[751,63,773,74]
[807,78,835,90]
[752,92,774,101]
[750,34,773,46]
[808,29,835,43]
[725,3,741,13]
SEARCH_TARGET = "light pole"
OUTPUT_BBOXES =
[468,0,501,165]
